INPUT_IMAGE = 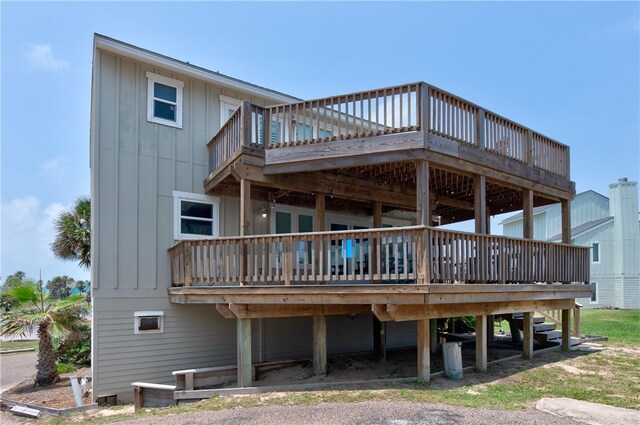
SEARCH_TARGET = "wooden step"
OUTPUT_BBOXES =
[547,336,582,347]
[511,315,546,325]
[539,330,563,340]
[534,323,557,332]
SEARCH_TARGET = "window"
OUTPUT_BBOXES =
[219,95,242,126]
[591,242,600,263]
[590,282,597,303]
[134,311,164,334]
[173,191,220,240]
[147,72,183,128]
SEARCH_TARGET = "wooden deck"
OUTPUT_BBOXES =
[206,82,573,205]
[175,81,589,388]
[169,226,589,287]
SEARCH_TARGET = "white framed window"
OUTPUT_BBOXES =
[173,191,220,240]
[134,311,164,334]
[147,72,183,128]
[219,94,242,126]
[591,242,600,263]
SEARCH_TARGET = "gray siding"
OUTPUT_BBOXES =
[91,50,279,401]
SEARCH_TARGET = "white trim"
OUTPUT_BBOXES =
[173,191,220,240]
[95,34,298,104]
[591,241,601,264]
[219,94,242,127]
[146,71,183,128]
[134,311,164,334]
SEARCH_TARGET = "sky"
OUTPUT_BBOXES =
[1,1,639,284]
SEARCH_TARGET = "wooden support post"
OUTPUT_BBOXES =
[475,315,487,372]
[561,309,571,351]
[573,304,581,337]
[372,199,386,357]
[416,160,430,227]
[429,318,438,354]
[417,319,431,382]
[525,130,533,166]
[474,175,487,234]
[523,188,534,239]
[240,179,251,285]
[487,314,494,349]
[474,175,487,284]
[313,315,327,376]
[561,199,571,285]
[416,160,431,284]
[561,200,571,244]
[183,242,192,287]
[237,318,252,387]
[373,316,386,362]
[523,311,533,359]
[476,109,486,150]
[316,194,326,232]
[133,387,142,412]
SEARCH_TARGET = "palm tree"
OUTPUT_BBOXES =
[51,196,91,269]
[1,280,88,385]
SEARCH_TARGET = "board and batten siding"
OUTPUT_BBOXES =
[91,50,279,401]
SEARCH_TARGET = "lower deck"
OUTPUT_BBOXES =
[169,283,592,387]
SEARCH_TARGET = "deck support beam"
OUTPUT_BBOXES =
[475,315,487,372]
[372,200,386,362]
[417,319,431,382]
[561,309,571,351]
[313,314,327,376]
[430,318,438,354]
[523,312,534,359]
[416,160,431,284]
[237,318,252,387]
[240,179,251,285]
[523,188,534,239]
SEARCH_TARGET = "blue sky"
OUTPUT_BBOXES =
[1,1,638,284]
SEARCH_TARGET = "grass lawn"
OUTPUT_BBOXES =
[0,339,38,351]
[55,309,640,424]
[580,308,640,345]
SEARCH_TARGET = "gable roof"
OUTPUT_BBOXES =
[499,190,609,225]
[547,217,613,242]
[94,34,301,105]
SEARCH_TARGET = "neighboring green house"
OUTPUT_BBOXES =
[501,178,640,309]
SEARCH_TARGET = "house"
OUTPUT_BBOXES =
[501,178,640,309]
[89,34,591,403]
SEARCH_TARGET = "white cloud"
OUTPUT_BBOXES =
[25,44,69,70]
[42,155,69,179]
[0,196,87,282]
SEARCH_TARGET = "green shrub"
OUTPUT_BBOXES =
[57,362,77,374]
[54,324,91,367]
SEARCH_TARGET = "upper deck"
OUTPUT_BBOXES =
[205,82,573,207]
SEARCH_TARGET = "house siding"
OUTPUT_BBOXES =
[91,48,418,402]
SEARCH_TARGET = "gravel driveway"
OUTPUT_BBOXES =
[110,400,584,425]
[0,352,36,393]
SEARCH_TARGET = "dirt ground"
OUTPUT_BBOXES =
[0,335,523,410]
[237,334,523,388]
[1,367,91,409]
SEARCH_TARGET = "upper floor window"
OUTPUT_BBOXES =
[173,191,220,240]
[147,72,183,128]
[591,242,600,263]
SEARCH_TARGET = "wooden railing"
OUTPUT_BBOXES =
[206,83,570,179]
[541,303,582,337]
[168,226,589,287]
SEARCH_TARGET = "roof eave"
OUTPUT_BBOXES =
[94,34,300,105]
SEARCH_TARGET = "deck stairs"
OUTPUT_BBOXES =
[510,313,581,348]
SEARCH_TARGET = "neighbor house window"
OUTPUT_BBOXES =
[147,72,183,128]
[173,191,220,240]
[591,282,597,303]
[591,242,600,263]
[134,311,164,334]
